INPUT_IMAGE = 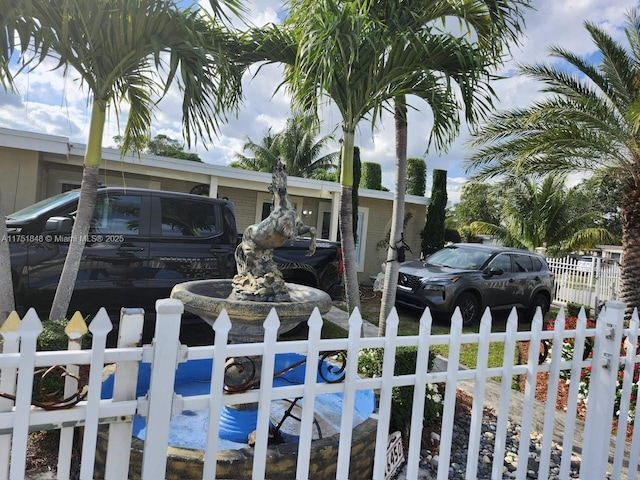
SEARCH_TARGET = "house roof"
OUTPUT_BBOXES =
[0,127,428,205]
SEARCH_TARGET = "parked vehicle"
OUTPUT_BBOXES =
[395,243,554,325]
[6,187,342,321]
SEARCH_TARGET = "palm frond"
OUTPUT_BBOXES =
[2,0,245,151]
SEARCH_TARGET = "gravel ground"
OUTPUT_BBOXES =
[393,403,590,480]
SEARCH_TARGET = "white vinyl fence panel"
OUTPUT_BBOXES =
[547,256,621,309]
[0,299,638,479]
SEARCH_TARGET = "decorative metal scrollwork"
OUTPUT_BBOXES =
[319,350,347,383]
[223,356,257,393]
[223,350,348,393]
[0,365,87,410]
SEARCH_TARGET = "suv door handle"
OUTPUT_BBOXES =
[119,246,145,252]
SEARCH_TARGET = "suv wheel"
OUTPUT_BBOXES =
[529,292,550,320]
[455,292,480,326]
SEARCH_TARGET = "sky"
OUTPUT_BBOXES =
[0,0,637,204]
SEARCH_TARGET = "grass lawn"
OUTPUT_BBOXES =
[330,293,561,370]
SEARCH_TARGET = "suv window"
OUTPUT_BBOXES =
[513,254,534,272]
[91,195,141,235]
[488,253,512,272]
[531,256,544,272]
[159,197,222,237]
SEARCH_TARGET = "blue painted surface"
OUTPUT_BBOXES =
[101,353,375,449]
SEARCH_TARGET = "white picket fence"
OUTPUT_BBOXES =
[548,255,621,309]
[1,299,639,479]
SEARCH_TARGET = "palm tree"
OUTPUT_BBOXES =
[0,0,245,320]
[280,0,521,315]
[369,0,530,332]
[283,0,424,313]
[276,113,339,177]
[241,7,388,312]
[231,128,281,172]
[465,8,640,313]
[231,112,339,177]
[242,0,529,316]
[469,175,615,256]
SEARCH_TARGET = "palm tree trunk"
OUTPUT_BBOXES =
[620,182,640,316]
[49,165,99,320]
[378,96,408,335]
[339,129,360,314]
[49,104,104,321]
[0,193,15,324]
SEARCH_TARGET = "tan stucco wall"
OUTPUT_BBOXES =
[403,202,426,262]
[218,185,257,233]
[0,147,40,214]
[357,199,425,284]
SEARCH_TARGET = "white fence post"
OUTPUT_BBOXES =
[57,312,89,479]
[79,308,113,480]
[580,300,626,478]
[372,308,399,480]
[612,308,639,478]
[104,308,145,479]
[252,308,280,480]
[140,298,184,479]
[10,309,42,480]
[0,312,21,480]
[336,307,363,480]
[202,310,230,480]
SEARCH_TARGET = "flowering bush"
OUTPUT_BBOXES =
[546,315,638,424]
[358,347,443,438]
[545,316,595,404]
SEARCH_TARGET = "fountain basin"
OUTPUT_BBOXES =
[170,280,333,341]
[97,355,377,479]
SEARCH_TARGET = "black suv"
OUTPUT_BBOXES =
[395,243,554,325]
[6,187,342,321]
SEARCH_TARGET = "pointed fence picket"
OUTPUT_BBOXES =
[11,309,42,480]
[0,312,20,480]
[57,311,88,479]
[0,298,638,479]
[103,307,144,479]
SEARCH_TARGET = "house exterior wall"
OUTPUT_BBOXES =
[0,147,40,213]
[218,185,257,233]
[0,128,428,281]
[357,199,425,284]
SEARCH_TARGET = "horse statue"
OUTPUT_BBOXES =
[231,161,317,302]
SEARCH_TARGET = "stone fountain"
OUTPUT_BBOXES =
[170,161,375,471]
[171,161,333,343]
[170,162,338,441]
[97,162,376,479]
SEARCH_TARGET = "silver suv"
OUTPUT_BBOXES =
[395,243,554,325]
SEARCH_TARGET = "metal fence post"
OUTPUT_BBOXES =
[580,300,626,478]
